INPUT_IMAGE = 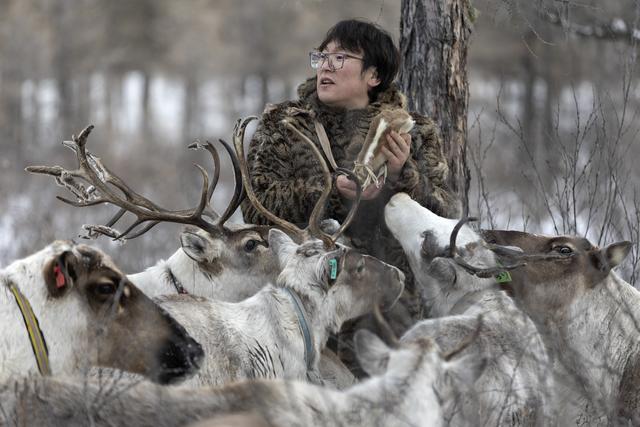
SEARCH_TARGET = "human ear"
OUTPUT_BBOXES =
[366,67,381,88]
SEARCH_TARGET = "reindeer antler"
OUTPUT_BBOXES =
[233,116,362,247]
[26,125,238,240]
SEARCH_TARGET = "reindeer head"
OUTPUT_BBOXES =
[12,240,203,383]
[353,109,414,188]
[384,193,501,315]
[178,224,279,300]
[268,228,404,333]
[481,229,632,314]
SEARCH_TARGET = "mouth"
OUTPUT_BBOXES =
[318,77,335,87]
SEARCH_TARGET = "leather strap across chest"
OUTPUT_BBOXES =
[314,120,339,172]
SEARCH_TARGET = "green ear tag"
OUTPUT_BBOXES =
[329,259,338,280]
[495,271,512,283]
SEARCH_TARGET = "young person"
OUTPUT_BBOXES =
[241,19,460,350]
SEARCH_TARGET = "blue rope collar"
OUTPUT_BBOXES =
[283,287,316,376]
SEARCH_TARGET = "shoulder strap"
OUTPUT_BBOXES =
[314,120,339,172]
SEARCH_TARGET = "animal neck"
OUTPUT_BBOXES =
[0,273,47,379]
[130,250,217,298]
[271,286,329,375]
[548,274,640,409]
[281,288,317,376]
[0,257,88,379]
[343,364,437,425]
[446,283,505,316]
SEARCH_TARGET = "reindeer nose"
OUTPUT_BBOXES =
[387,193,410,208]
[185,337,204,370]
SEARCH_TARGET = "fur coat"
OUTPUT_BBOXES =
[241,77,460,332]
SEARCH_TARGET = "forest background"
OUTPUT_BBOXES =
[2,0,639,284]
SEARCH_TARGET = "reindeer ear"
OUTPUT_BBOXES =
[354,329,391,376]
[180,231,221,263]
[268,229,296,268]
[604,241,632,270]
[442,354,486,389]
[43,251,77,298]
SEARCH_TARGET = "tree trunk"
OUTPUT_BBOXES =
[399,0,473,214]
[50,0,73,139]
[141,70,152,141]
[182,73,200,144]
[0,66,23,161]
[522,31,538,157]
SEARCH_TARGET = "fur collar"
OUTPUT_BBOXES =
[295,76,408,115]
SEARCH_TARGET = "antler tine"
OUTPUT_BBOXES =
[282,120,334,248]
[329,167,362,242]
[216,138,245,226]
[26,125,219,240]
[446,217,530,278]
[452,257,523,279]
[188,140,221,204]
[448,216,477,258]
[234,116,306,242]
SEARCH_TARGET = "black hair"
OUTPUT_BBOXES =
[317,19,400,101]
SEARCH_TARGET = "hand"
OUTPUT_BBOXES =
[381,131,411,181]
[336,174,384,201]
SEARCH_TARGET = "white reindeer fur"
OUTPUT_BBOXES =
[0,330,483,427]
[385,193,555,426]
[507,244,640,424]
[0,241,94,379]
[156,229,404,387]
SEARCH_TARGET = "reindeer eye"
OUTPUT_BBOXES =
[244,239,259,252]
[94,282,117,296]
[356,258,365,274]
[554,246,573,254]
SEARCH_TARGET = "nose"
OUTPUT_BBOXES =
[319,56,334,72]
[155,335,204,385]
[184,337,205,369]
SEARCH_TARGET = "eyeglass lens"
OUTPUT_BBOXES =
[310,52,344,70]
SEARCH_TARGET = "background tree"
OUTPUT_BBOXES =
[399,0,475,213]
[0,0,637,285]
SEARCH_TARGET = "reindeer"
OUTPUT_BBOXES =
[385,192,556,426]
[159,227,404,387]
[0,320,484,427]
[149,122,404,387]
[26,126,279,301]
[480,229,636,425]
[0,240,203,384]
[26,120,364,390]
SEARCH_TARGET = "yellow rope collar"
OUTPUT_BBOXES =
[7,280,51,376]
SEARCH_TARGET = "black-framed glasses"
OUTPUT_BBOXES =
[309,51,364,71]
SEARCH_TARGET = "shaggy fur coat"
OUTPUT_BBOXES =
[241,77,460,333]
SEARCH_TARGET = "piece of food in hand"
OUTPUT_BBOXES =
[353,109,414,188]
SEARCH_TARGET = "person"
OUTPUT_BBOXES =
[241,19,460,354]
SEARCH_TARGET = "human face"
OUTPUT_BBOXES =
[316,41,380,110]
